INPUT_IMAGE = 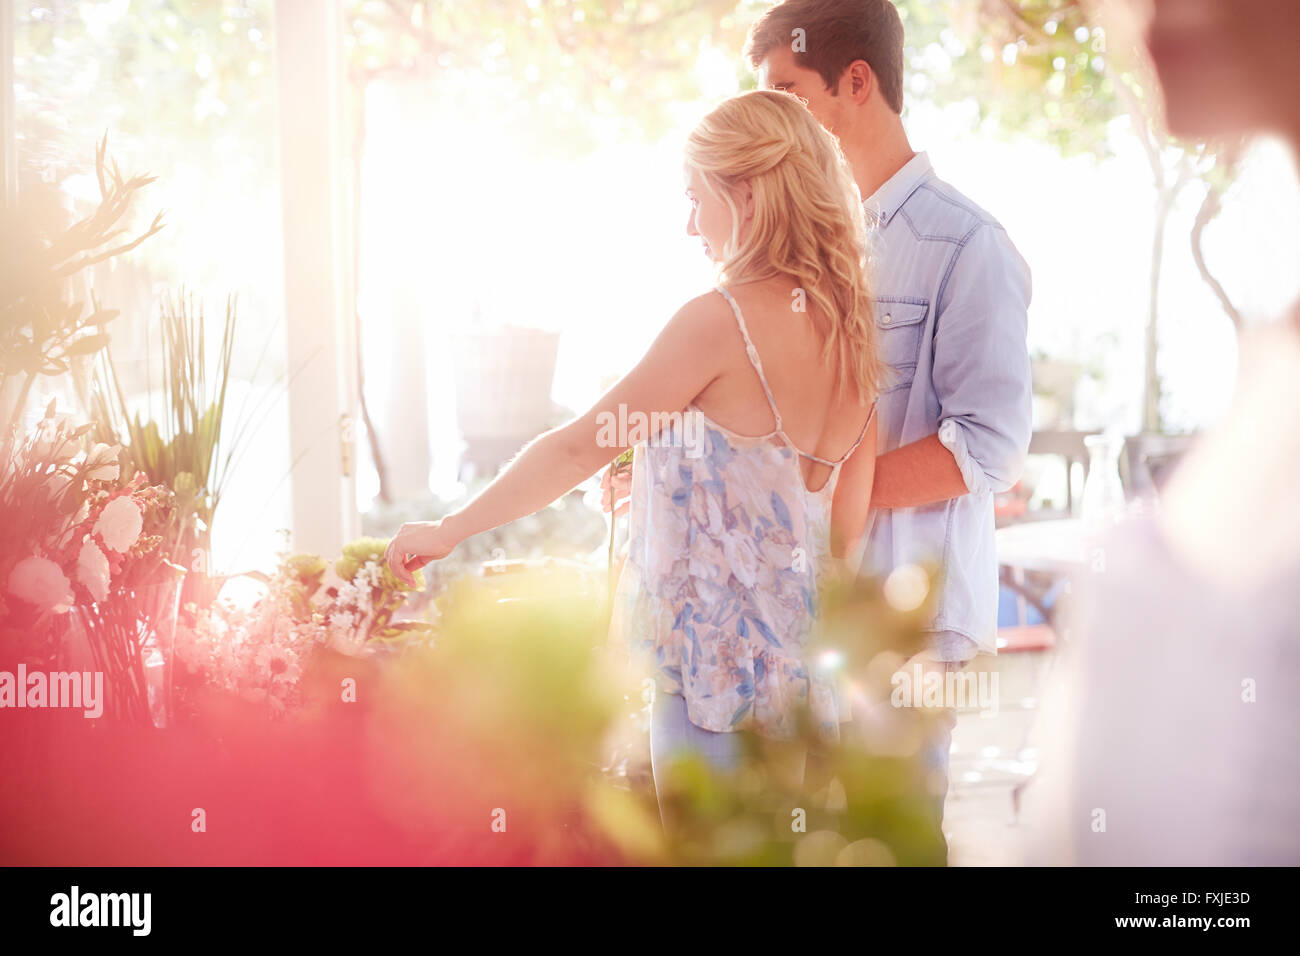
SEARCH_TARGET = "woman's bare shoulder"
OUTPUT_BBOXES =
[663,288,737,342]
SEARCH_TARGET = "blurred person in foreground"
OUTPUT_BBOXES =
[1020,0,1300,865]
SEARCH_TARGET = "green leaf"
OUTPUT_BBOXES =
[65,332,111,356]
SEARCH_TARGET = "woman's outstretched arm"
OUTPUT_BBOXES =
[385,293,733,585]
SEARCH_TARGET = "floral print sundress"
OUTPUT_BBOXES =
[611,286,877,742]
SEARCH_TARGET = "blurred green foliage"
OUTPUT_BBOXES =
[14,1,278,190]
[84,291,244,562]
[895,0,1243,432]
[1,135,163,436]
[15,1,756,183]
[897,0,1125,158]
[347,0,757,155]
[639,566,947,865]
[354,561,947,865]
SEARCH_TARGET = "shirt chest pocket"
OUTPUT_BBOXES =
[875,298,929,393]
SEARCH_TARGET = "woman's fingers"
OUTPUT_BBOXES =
[384,536,402,579]
[386,528,420,587]
[600,468,632,514]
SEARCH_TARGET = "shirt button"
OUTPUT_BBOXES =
[882,313,892,325]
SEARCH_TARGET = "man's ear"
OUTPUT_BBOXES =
[845,60,875,105]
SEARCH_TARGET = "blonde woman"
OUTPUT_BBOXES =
[386,90,881,799]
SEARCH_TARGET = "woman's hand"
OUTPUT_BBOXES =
[384,519,459,588]
[600,466,632,517]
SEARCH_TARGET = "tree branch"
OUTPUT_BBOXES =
[1190,143,1244,331]
[1111,72,1162,185]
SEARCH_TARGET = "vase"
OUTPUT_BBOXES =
[181,568,227,616]
[64,563,187,728]
[1081,432,1127,532]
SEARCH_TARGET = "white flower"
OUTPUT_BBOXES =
[297,620,329,647]
[351,569,374,616]
[83,443,122,482]
[43,470,73,501]
[30,416,78,466]
[7,556,74,613]
[254,644,302,683]
[93,495,143,553]
[76,540,111,603]
[328,611,367,654]
[335,579,361,608]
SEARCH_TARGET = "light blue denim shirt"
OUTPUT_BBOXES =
[858,152,1032,656]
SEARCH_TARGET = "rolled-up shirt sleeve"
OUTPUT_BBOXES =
[932,224,1033,496]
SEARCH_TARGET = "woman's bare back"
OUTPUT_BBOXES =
[691,276,876,494]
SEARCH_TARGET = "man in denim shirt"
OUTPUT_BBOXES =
[748,0,1033,820]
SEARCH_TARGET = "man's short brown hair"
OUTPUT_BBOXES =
[745,0,906,114]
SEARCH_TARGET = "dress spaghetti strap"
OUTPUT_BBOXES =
[714,285,878,469]
[713,285,785,432]
[806,397,878,468]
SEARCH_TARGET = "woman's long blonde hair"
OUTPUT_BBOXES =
[685,89,881,400]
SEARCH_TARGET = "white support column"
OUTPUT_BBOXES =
[1,0,17,207]
[372,74,432,501]
[273,0,359,556]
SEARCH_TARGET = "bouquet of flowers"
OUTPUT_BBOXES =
[64,474,185,725]
[173,537,433,719]
[1,399,184,723]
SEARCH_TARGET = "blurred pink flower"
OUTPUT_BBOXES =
[93,495,143,553]
[7,556,74,613]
